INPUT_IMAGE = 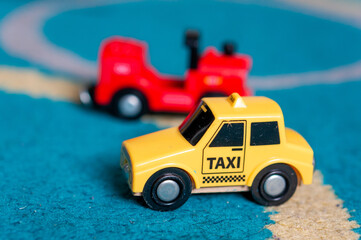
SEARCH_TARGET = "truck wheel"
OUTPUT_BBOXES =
[143,168,192,211]
[79,85,96,107]
[112,89,147,119]
[251,164,298,206]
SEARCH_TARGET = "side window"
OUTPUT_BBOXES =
[251,121,280,146]
[210,122,244,147]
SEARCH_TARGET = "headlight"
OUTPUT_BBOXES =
[120,146,132,187]
[312,157,316,172]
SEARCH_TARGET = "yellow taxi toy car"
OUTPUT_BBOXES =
[120,93,314,211]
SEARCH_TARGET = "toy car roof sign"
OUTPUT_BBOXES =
[228,93,246,108]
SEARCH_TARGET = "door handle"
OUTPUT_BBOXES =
[232,148,243,151]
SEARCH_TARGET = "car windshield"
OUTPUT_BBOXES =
[179,102,215,146]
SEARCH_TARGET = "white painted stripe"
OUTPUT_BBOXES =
[2,0,361,89]
[276,0,361,29]
[0,0,139,82]
[0,1,100,81]
[249,60,361,90]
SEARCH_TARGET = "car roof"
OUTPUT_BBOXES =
[202,93,283,120]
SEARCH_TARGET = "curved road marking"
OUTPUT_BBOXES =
[250,59,361,90]
[266,171,360,239]
[142,114,185,128]
[0,66,81,102]
[0,0,129,81]
[1,0,361,89]
[277,0,361,29]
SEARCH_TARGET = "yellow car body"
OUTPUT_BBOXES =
[121,93,314,209]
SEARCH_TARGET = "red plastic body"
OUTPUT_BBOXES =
[94,37,252,113]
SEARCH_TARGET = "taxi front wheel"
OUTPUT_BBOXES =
[251,164,298,206]
[143,168,192,211]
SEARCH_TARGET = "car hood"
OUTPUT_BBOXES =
[285,128,313,154]
[122,127,194,169]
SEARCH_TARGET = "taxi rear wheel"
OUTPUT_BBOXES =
[251,164,298,206]
[143,168,192,211]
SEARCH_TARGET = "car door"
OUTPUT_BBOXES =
[202,121,246,176]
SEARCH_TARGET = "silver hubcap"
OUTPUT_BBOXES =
[156,180,180,202]
[118,94,142,117]
[263,174,286,197]
[79,89,92,106]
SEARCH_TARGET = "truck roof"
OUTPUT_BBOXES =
[203,93,283,120]
[101,37,146,60]
[198,48,252,76]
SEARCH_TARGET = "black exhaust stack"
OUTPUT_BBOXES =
[223,42,236,56]
[185,30,200,69]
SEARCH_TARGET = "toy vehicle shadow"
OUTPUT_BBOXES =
[136,192,257,210]
[110,167,137,200]
[79,87,188,123]
[92,154,134,199]
[188,191,256,204]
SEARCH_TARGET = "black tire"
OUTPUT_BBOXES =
[251,164,298,206]
[143,168,192,211]
[111,89,147,119]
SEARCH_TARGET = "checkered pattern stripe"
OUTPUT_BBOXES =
[202,175,245,184]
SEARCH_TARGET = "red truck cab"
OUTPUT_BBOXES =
[80,31,252,119]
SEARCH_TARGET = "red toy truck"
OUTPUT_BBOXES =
[80,31,252,119]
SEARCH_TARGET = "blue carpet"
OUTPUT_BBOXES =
[0,91,272,239]
[1,0,361,238]
[44,0,361,76]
